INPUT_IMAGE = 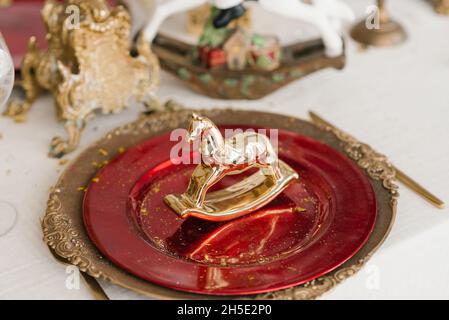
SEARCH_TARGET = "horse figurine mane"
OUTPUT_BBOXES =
[164,113,299,221]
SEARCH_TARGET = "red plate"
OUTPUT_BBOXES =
[83,126,377,296]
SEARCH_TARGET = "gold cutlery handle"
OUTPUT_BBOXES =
[309,111,445,209]
[394,167,445,209]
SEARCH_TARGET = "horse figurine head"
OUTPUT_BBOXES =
[186,113,220,143]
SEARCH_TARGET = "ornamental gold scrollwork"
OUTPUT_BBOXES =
[255,255,371,300]
[42,188,105,279]
[3,0,162,158]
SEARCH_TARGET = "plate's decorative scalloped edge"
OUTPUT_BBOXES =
[254,254,371,300]
[42,110,399,300]
[254,123,400,300]
[42,188,108,281]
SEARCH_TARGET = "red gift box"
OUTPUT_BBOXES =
[199,46,226,68]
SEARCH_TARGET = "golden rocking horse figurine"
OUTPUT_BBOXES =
[164,114,299,222]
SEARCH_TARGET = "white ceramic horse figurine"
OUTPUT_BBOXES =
[129,0,354,57]
[184,113,281,207]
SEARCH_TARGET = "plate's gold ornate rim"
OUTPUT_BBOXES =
[42,109,398,300]
[255,120,399,300]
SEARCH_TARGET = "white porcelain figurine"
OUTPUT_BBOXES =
[125,0,354,57]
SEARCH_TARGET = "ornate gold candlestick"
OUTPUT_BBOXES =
[351,0,407,47]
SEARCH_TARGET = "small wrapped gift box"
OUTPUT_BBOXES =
[198,46,227,68]
[248,34,281,71]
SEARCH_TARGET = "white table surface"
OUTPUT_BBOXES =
[0,0,448,300]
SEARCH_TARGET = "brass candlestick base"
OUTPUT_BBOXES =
[351,0,406,47]
[351,19,406,47]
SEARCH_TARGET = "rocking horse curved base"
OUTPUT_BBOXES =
[164,160,298,222]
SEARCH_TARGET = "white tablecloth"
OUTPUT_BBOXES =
[0,0,448,299]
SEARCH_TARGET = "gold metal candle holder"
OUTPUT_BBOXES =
[351,0,407,47]
[164,114,299,222]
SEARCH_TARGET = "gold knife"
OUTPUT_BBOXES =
[309,111,445,209]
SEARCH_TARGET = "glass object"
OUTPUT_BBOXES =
[0,32,14,108]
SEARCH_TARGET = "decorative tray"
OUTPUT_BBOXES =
[42,109,398,299]
[153,35,345,100]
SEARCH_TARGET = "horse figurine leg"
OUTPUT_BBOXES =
[184,164,224,207]
[246,132,282,180]
[268,162,282,180]
[259,152,282,180]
